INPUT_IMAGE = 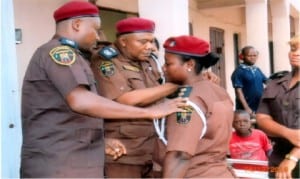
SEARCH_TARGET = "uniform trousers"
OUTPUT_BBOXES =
[104,162,153,178]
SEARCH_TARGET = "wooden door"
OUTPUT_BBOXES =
[209,27,226,88]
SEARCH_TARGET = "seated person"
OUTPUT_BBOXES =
[229,110,272,171]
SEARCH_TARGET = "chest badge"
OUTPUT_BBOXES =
[122,65,140,72]
[49,46,76,66]
[100,61,115,76]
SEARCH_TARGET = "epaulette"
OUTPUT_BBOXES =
[167,86,192,99]
[59,38,78,49]
[269,70,289,80]
[98,46,118,60]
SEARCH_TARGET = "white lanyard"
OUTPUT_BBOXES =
[150,54,207,145]
[153,99,207,145]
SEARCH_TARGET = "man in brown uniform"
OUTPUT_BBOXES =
[90,17,180,178]
[20,1,187,178]
[256,35,300,178]
[161,35,234,178]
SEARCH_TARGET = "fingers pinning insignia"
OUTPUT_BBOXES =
[100,61,115,76]
[49,46,76,66]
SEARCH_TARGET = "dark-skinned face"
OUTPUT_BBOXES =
[163,53,188,84]
[77,17,101,51]
[243,48,258,66]
[289,44,300,69]
[233,113,251,136]
[119,32,154,61]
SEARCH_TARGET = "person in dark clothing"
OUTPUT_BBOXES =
[256,35,300,179]
[231,46,267,119]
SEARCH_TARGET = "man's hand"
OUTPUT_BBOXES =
[275,159,297,179]
[105,138,127,160]
[149,97,188,119]
[202,71,220,85]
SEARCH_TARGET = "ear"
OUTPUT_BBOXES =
[119,36,127,47]
[185,59,195,69]
[71,19,82,32]
[239,53,244,60]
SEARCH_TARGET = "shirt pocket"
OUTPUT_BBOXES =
[119,124,155,138]
[21,146,48,176]
[69,128,104,168]
[125,71,146,89]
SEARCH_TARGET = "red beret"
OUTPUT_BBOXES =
[54,1,99,22]
[163,35,210,57]
[116,17,155,36]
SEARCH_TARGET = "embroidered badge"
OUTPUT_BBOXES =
[49,46,75,66]
[100,61,115,76]
[177,106,194,124]
[122,65,140,72]
[175,86,193,124]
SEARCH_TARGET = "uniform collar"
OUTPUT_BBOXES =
[240,63,257,69]
[113,43,149,68]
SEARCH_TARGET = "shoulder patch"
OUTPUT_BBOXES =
[176,86,193,124]
[177,106,194,124]
[100,61,115,76]
[49,46,76,66]
[122,65,140,72]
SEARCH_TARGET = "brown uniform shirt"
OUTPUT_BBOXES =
[21,38,104,178]
[167,80,234,178]
[90,44,161,165]
[257,73,300,167]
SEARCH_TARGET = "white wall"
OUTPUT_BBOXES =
[138,0,189,64]
[96,0,138,13]
[189,5,246,102]
[14,0,68,91]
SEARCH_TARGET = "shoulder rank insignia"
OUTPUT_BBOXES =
[100,61,115,76]
[49,46,75,66]
[168,85,192,99]
[98,46,118,60]
[122,65,140,72]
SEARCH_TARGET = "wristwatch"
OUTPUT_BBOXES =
[285,154,299,162]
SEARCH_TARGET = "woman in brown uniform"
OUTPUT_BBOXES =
[162,35,235,178]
